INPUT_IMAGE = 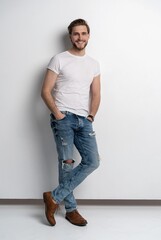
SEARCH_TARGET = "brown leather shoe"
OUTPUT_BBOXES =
[43,191,59,226]
[66,210,88,226]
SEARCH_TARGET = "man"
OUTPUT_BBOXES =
[41,19,101,226]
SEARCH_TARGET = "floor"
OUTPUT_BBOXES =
[0,204,161,240]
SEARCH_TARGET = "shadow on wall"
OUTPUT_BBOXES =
[29,69,58,193]
[29,32,72,196]
[59,32,72,52]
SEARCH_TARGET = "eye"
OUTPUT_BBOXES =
[73,32,79,36]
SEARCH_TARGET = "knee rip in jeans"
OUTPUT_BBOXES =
[62,159,75,170]
[63,159,74,164]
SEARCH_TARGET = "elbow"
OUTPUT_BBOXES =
[41,89,45,100]
[41,88,52,103]
[41,88,48,101]
[92,92,101,101]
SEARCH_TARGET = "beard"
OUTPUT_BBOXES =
[72,41,88,51]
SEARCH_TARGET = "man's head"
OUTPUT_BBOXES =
[68,19,90,51]
[68,19,90,35]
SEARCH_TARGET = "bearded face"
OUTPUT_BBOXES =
[70,25,90,51]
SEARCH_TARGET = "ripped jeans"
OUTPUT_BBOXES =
[50,111,100,212]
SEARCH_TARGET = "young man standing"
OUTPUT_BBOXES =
[41,19,101,226]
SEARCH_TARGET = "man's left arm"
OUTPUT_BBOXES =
[88,74,101,122]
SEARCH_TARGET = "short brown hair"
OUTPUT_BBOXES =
[68,19,90,34]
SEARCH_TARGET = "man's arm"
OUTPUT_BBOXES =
[88,74,101,121]
[41,69,65,120]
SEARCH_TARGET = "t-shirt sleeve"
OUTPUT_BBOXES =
[94,61,101,77]
[47,55,60,74]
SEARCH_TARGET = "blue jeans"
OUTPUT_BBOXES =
[50,111,100,212]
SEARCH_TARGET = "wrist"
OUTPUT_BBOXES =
[53,111,65,120]
[87,114,94,122]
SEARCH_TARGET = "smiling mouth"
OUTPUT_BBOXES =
[76,41,85,44]
[72,41,88,50]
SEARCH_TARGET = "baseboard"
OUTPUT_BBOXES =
[0,199,161,206]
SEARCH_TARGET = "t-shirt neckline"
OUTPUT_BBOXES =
[66,51,87,59]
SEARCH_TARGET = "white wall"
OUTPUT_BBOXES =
[0,0,161,199]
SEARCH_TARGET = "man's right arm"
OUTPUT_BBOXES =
[41,69,65,120]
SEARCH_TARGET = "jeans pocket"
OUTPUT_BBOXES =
[86,117,93,123]
[50,113,67,122]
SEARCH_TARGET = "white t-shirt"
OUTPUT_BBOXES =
[47,51,100,117]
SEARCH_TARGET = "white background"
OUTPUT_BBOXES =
[0,0,161,199]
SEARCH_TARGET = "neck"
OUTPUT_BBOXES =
[68,47,86,56]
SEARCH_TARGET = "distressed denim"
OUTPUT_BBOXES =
[50,111,100,212]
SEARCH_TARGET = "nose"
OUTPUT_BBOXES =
[78,34,83,40]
